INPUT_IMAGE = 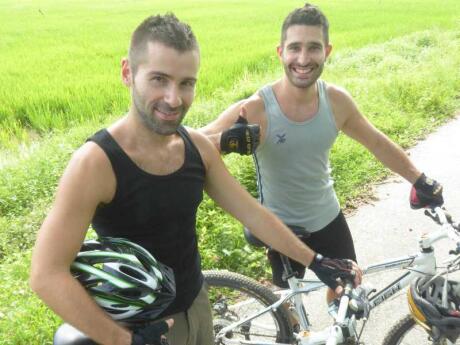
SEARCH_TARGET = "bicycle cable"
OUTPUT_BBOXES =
[355,318,367,345]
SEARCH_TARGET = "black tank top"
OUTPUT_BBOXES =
[88,126,205,316]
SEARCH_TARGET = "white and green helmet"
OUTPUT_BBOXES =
[71,237,175,321]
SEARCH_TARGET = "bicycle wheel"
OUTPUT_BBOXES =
[383,314,460,345]
[204,270,294,344]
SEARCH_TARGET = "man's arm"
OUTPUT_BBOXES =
[29,143,133,345]
[199,97,266,153]
[190,129,362,278]
[200,101,245,146]
[192,129,316,266]
[331,86,421,184]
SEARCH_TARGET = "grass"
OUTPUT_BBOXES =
[0,252,60,345]
[1,0,459,148]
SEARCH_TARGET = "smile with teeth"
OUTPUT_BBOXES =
[292,65,314,76]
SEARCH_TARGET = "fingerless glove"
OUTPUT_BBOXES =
[410,173,443,209]
[220,116,260,155]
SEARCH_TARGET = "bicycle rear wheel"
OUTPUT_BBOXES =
[204,270,293,344]
[383,314,460,345]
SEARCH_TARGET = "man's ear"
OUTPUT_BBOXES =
[276,45,283,59]
[121,58,132,86]
[325,43,333,59]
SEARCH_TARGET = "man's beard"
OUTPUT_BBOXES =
[132,87,187,136]
[284,62,324,89]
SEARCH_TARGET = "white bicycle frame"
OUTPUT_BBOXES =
[215,207,460,345]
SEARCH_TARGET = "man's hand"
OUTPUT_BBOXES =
[220,107,260,155]
[131,319,173,345]
[308,254,361,292]
[410,173,443,209]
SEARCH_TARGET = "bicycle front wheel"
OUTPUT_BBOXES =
[383,314,460,345]
[204,270,293,344]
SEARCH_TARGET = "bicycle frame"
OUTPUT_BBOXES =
[215,207,460,345]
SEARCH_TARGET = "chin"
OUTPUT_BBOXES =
[291,78,316,89]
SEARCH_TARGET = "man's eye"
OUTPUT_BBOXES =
[151,76,165,83]
[182,80,196,88]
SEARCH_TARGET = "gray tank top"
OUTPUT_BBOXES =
[254,80,340,232]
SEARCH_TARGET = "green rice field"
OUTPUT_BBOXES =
[1,0,459,148]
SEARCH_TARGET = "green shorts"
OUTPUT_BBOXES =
[163,283,213,345]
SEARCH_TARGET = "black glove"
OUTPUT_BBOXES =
[131,321,169,345]
[220,116,260,155]
[410,173,443,209]
[308,254,354,290]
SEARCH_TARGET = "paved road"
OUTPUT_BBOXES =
[301,115,460,344]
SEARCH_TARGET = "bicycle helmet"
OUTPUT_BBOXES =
[407,276,460,343]
[71,237,175,322]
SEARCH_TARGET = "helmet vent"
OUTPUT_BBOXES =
[120,288,142,299]
[119,265,147,281]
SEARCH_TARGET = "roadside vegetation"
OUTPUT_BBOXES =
[0,0,459,343]
[1,0,459,148]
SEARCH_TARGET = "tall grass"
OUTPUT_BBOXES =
[1,0,459,148]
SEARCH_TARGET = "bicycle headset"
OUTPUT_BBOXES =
[71,237,176,322]
[407,276,460,343]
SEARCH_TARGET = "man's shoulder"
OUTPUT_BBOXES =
[183,126,205,142]
[183,127,213,168]
[69,141,113,178]
[324,82,353,104]
[57,141,115,204]
[323,82,361,130]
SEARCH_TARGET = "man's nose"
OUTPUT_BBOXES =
[164,84,182,108]
[297,48,310,65]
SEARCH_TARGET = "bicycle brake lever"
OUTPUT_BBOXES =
[424,209,441,224]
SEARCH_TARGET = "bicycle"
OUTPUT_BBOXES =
[204,206,460,345]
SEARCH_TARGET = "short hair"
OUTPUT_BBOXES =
[281,3,329,45]
[128,13,199,74]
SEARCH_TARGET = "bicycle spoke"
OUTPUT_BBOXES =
[205,271,293,344]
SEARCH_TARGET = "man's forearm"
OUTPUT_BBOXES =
[371,134,421,184]
[31,272,132,345]
[245,206,315,267]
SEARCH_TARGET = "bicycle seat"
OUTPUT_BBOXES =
[243,225,310,248]
[54,323,96,345]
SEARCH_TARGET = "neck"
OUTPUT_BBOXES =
[277,76,318,104]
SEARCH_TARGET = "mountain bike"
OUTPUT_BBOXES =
[204,206,460,345]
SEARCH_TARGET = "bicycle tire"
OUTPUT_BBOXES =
[204,270,294,344]
[382,314,459,345]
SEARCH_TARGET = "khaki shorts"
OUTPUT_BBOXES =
[163,284,213,345]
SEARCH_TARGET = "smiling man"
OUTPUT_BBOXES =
[30,13,359,345]
[201,3,443,303]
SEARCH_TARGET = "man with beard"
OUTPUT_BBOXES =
[30,13,359,345]
[200,3,443,303]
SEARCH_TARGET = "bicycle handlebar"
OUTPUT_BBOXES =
[425,207,459,229]
[418,207,460,252]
